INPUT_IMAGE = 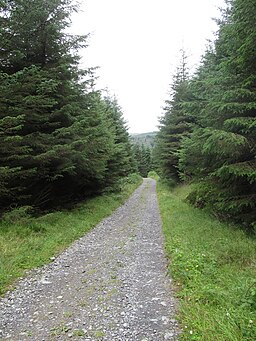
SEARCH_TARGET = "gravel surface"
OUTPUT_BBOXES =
[0,178,180,340]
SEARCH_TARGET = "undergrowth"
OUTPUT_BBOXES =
[0,174,142,296]
[157,182,256,340]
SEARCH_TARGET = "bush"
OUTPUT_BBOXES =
[147,171,160,181]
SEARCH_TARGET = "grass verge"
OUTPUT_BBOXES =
[0,174,142,296]
[157,181,256,340]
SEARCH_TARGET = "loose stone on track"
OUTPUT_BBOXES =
[0,179,179,340]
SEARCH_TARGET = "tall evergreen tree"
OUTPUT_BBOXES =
[101,95,136,190]
[0,0,84,73]
[0,0,113,210]
[178,0,256,227]
[154,50,193,181]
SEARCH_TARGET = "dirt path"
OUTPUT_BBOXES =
[0,179,179,340]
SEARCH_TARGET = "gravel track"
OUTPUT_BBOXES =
[0,178,179,340]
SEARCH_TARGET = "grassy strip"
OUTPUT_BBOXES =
[0,174,142,296]
[157,182,256,340]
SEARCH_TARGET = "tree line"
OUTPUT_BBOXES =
[0,0,138,213]
[154,0,256,230]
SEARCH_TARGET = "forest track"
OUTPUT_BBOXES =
[0,179,179,341]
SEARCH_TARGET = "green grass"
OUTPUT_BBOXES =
[157,182,256,340]
[147,170,160,181]
[0,174,142,296]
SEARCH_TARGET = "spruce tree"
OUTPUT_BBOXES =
[0,0,112,209]
[101,95,135,190]
[133,143,152,177]
[178,0,256,227]
[154,50,193,182]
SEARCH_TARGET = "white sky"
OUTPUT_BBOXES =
[71,0,226,133]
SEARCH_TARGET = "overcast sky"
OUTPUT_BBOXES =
[71,0,226,133]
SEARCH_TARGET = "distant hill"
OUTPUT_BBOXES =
[131,131,157,148]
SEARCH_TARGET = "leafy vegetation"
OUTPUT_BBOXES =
[157,181,256,340]
[0,0,136,214]
[154,0,256,230]
[147,170,160,181]
[0,174,142,296]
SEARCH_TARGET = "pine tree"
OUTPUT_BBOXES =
[154,50,193,182]
[0,0,85,73]
[0,0,112,210]
[133,143,152,177]
[178,0,256,228]
[100,95,136,190]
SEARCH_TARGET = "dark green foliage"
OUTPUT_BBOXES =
[0,0,84,74]
[156,0,256,229]
[154,50,193,182]
[101,96,136,190]
[0,0,134,213]
[133,143,152,177]
[179,0,256,228]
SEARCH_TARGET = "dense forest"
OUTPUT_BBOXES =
[0,1,255,339]
[130,133,156,177]
[0,0,255,231]
[0,0,138,213]
[131,132,157,148]
[154,0,256,230]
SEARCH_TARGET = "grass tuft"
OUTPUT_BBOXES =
[157,181,256,340]
[148,170,160,181]
[0,174,142,296]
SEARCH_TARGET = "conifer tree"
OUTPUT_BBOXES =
[99,95,135,190]
[133,143,152,177]
[0,0,113,209]
[178,0,256,227]
[154,50,192,181]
